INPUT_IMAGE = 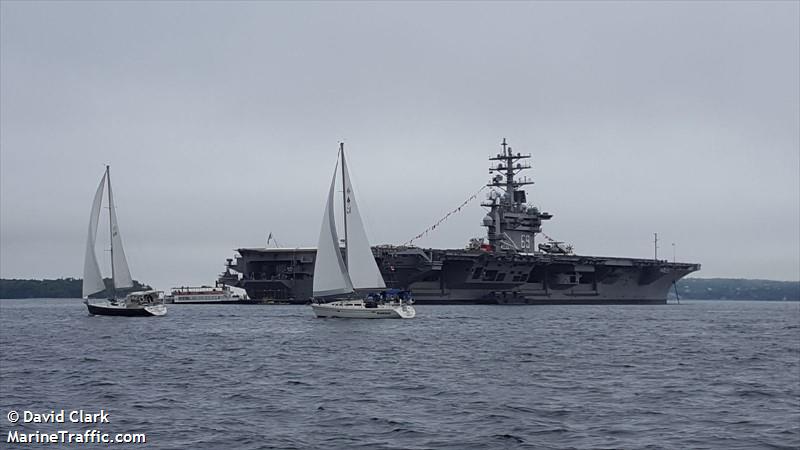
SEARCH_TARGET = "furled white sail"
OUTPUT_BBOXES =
[107,171,133,290]
[341,151,386,290]
[312,156,354,297]
[82,172,108,298]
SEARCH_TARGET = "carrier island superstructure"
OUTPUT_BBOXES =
[219,140,700,304]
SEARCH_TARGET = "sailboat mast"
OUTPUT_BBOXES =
[106,165,116,299]
[340,142,348,268]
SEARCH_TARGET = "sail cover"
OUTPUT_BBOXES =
[312,156,354,297]
[107,171,133,289]
[341,151,386,290]
[82,171,108,298]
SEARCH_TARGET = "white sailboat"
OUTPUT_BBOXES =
[82,166,166,317]
[310,144,416,319]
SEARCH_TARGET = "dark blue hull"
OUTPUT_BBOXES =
[86,304,158,317]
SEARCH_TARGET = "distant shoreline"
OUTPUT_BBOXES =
[669,278,799,301]
[2,277,798,301]
[0,278,151,300]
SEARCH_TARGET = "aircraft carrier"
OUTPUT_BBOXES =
[219,139,700,304]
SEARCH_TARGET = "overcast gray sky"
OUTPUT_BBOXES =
[1,1,798,289]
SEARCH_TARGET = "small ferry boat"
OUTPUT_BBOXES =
[166,284,249,304]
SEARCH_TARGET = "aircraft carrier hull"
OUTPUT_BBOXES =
[219,246,699,305]
[375,247,698,305]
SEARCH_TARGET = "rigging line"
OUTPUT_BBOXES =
[401,185,487,246]
[540,232,564,243]
[540,232,556,242]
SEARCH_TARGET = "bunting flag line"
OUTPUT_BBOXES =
[401,186,487,246]
[540,232,557,243]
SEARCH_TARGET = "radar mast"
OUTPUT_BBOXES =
[481,139,552,252]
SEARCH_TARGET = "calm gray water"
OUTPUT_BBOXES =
[1,299,798,449]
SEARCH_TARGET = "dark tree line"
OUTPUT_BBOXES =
[0,278,152,299]
[672,278,799,301]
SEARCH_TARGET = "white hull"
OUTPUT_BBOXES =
[171,297,240,304]
[143,304,167,316]
[311,301,416,319]
[172,298,242,305]
[168,285,247,304]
